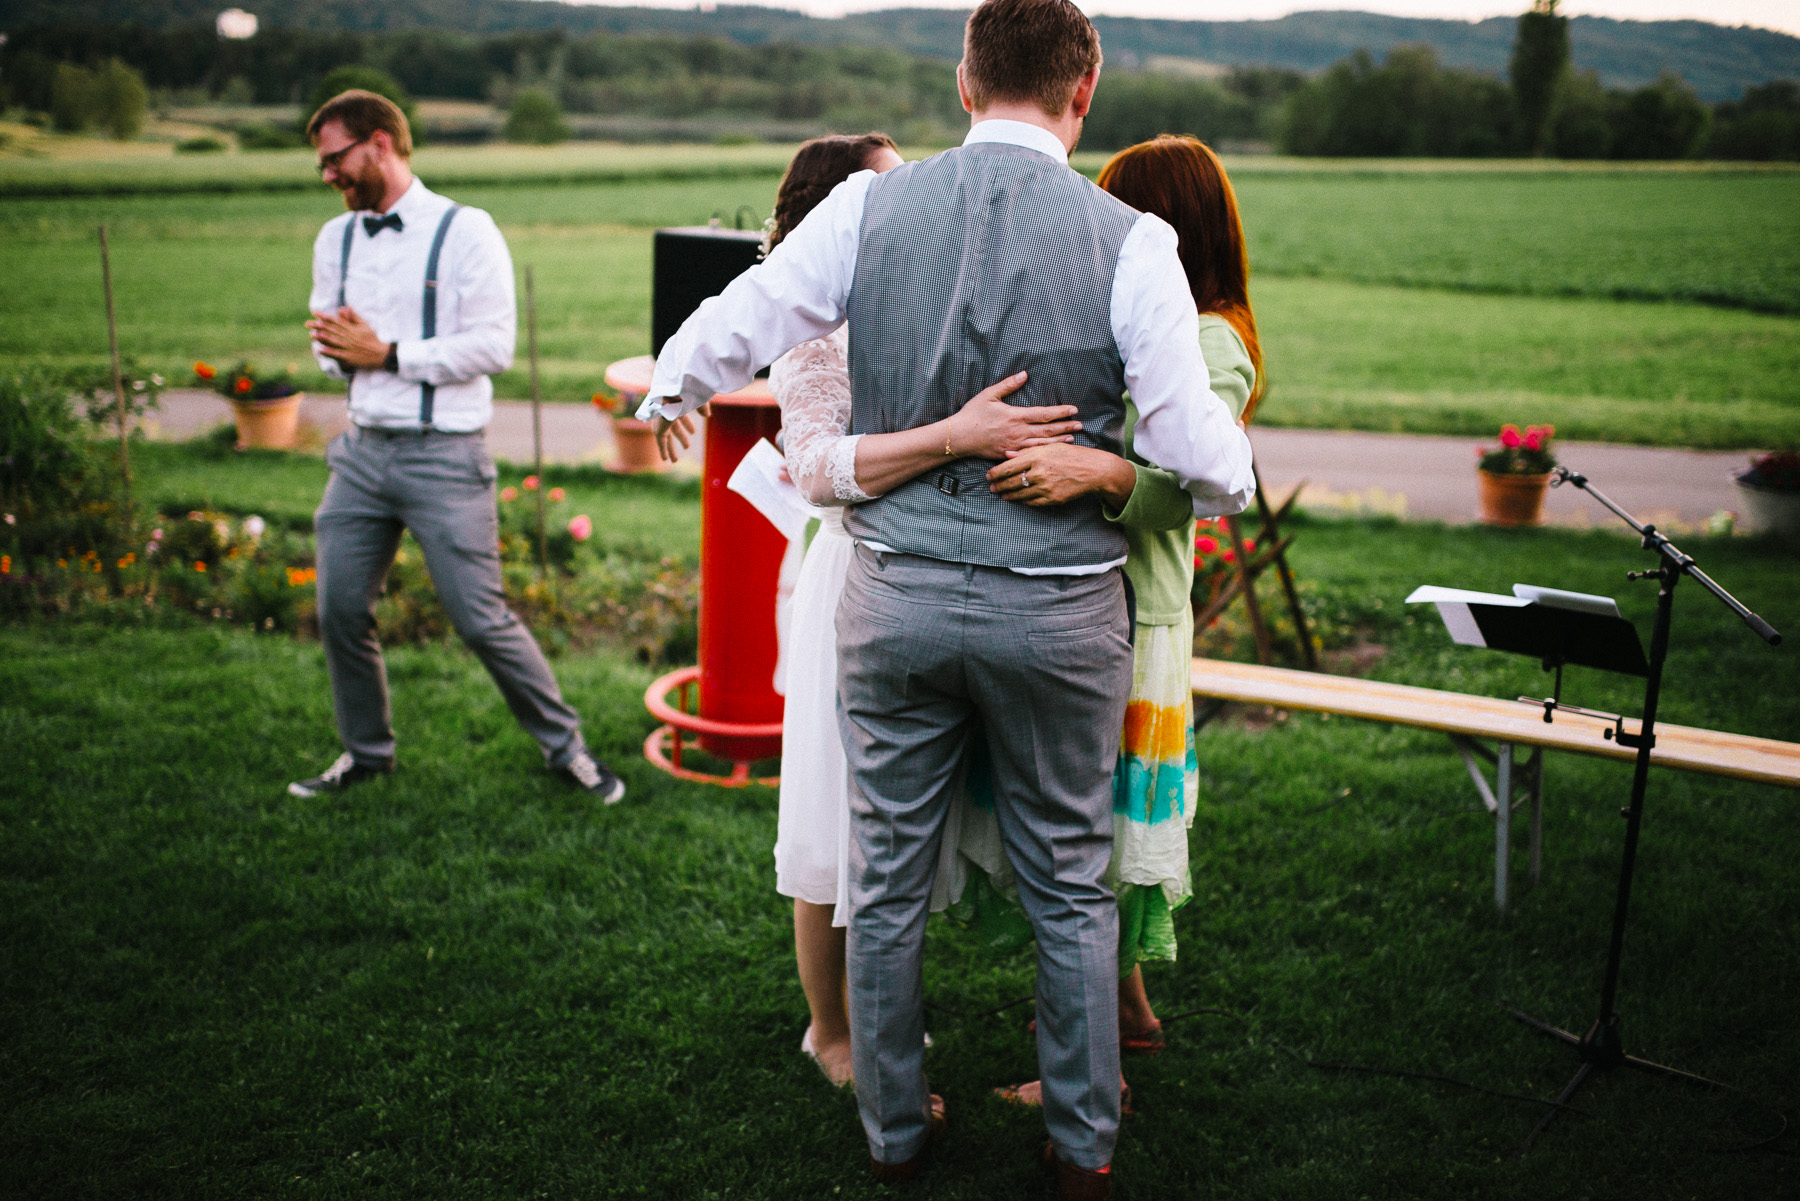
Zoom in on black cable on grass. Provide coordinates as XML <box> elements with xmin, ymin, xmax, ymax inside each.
<box><xmin>924</xmin><ymin>994</ymin><xmax>1036</xmax><ymax>1020</ymax></box>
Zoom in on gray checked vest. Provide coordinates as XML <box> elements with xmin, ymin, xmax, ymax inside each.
<box><xmin>841</xmin><ymin>142</ymin><xmax>1140</xmax><ymax>570</ymax></box>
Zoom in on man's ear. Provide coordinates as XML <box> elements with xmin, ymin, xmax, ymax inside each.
<box><xmin>1069</xmin><ymin>66</ymin><xmax>1101</xmax><ymax>120</ymax></box>
<box><xmin>957</xmin><ymin>62</ymin><xmax>976</xmax><ymax>116</ymax></box>
<box><xmin>369</xmin><ymin>128</ymin><xmax>393</xmax><ymax>161</ymax></box>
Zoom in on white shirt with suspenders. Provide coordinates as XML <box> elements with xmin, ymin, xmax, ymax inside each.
<box><xmin>309</xmin><ymin>178</ymin><xmax>516</xmax><ymax>433</ymax></box>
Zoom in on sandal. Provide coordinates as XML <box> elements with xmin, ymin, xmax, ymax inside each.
<box><xmin>1026</xmin><ymin>1018</ymin><xmax>1166</xmax><ymax>1056</ymax></box>
<box><xmin>801</xmin><ymin>1027</ymin><xmax>854</xmax><ymax>1088</ymax></box>
<box><xmin>995</xmin><ymin>1080</ymin><xmax>1133</xmax><ymax>1117</ymax></box>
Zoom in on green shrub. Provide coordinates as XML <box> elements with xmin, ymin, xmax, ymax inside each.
<box><xmin>175</xmin><ymin>135</ymin><xmax>227</xmax><ymax>153</ymax></box>
<box><xmin>48</xmin><ymin>63</ymin><xmax>98</xmax><ymax>132</ymax></box>
<box><xmin>504</xmin><ymin>88</ymin><xmax>571</xmax><ymax>145</ymax></box>
<box><xmin>95</xmin><ymin>59</ymin><xmax>147</xmax><ymax>141</ymax></box>
<box><xmin>235</xmin><ymin>123</ymin><xmax>304</xmax><ymax>151</ymax></box>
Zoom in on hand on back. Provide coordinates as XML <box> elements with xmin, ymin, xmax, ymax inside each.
<box><xmin>948</xmin><ymin>372</ymin><xmax>1080</xmax><ymax>460</ymax></box>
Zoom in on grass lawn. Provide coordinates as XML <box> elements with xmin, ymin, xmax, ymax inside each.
<box><xmin>3</xmin><ymin>447</ymin><xmax>1797</xmax><ymax>1196</ymax></box>
<box><xmin>4</xmin><ymin>153</ymin><xmax>1797</xmax><ymax>448</ymax></box>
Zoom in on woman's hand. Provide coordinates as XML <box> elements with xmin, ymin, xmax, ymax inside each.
<box><xmin>987</xmin><ymin>443</ymin><xmax>1137</xmax><ymax>509</ymax></box>
<box><xmin>947</xmin><ymin>372</ymin><xmax>1082</xmax><ymax>460</ymax></box>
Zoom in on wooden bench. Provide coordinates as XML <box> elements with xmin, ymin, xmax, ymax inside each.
<box><xmin>1190</xmin><ymin>658</ymin><xmax>1800</xmax><ymax>912</ymax></box>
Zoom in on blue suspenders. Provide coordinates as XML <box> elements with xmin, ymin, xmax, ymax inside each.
<box><xmin>418</xmin><ymin>205</ymin><xmax>461</xmax><ymax>427</ymax></box>
<box><xmin>334</xmin><ymin>203</ymin><xmax>462</xmax><ymax>427</ymax></box>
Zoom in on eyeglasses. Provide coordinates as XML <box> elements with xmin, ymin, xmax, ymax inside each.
<box><xmin>316</xmin><ymin>134</ymin><xmax>372</xmax><ymax>177</ymax></box>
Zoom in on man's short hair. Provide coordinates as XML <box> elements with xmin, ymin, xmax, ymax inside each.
<box><xmin>962</xmin><ymin>0</ymin><xmax>1102</xmax><ymax>117</ymax></box>
<box><xmin>306</xmin><ymin>89</ymin><xmax>413</xmax><ymax>157</ymax></box>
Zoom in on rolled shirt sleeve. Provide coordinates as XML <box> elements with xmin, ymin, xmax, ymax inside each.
<box><xmin>1110</xmin><ymin>213</ymin><xmax>1256</xmax><ymax>519</ymax></box>
<box><xmin>639</xmin><ymin>170</ymin><xmax>873</xmax><ymax>420</ymax></box>
<box><xmin>393</xmin><ymin>208</ymin><xmax>516</xmax><ymax>386</ymax></box>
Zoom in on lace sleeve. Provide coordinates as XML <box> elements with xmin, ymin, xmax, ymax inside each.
<box><xmin>771</xmin><ymin>325</ymin><xmax>872</xmax><ymax>505</ymax></box>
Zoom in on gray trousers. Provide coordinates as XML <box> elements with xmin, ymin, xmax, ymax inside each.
<box><xmin>314</xmin><ymin>426</ymin><xmax>586</xmax><ymax>770</ymax></box>
<box><xmin>835</xmin><ymin>545</ymin><xmax>1132</xmax><ymax>1170</ymax></box>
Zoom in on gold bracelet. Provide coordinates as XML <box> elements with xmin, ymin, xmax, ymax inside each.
<box><xmin>944</xmin><ymin>415</ymin><xmax>954</xmax><ymax>457</ymax></box>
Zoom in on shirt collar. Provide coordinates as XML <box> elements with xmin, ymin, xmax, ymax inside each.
<box><xmin>963</xmin><ymin>119</ymin><xmax>1069</xmax><ymax>166</ymax></box>
<box><xmin>379</xmin><ymin>176</ymin><xmax>433</xmax><ymax>222</ymax></box>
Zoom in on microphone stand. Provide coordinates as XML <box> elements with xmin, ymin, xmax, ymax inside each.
<box><xmin>1509</xmin><ymin>467</ymin><xmax>1782</xmax><ymax>1152</ymax></box>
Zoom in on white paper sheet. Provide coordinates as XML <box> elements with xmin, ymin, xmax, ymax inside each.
<box><xmin>727</xmin><ymin>437</ymin><xmax>819</xmax><ymax>542</ymax></box>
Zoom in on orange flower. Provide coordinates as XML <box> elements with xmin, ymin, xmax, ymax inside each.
<box><xmin>548</xmin><ymin>487</ymin><xmax>565</xmax><ymax>502</ymax></box>
<box><xmin>194</xmin><ymin>361</ymin><xmax>216</xmax><ymax>381</ymax></box>
<box><xmin>194</xmin><ymin>561</ymin><xmax>207</xmax><ymax>573</ymax></box>
<box><xmin>523</xmin><ymin>475</ymin><xmax>540</xmax><ymax>491</ymax></box>
<box><xmin>234</xmin><ymin>377</ymin><xmax>253</xmax><ymax>395</ymax></box>
<box><xmin>500</xmin><ymin>486</ymin><xmax>519</xmax><ymax>502</ymax></box>
<box><xmin>1</xmin><ymin>555</ymin><xmax>9</xmax><ymax>574</ymax></box>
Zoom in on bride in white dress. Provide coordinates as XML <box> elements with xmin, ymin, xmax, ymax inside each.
<box><xmin>759</xmin><ymin>135</ymin><xmax>1085</xmax><ymax>1086</ymax></box>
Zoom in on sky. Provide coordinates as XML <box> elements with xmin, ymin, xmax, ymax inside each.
<box><xmin>566</xmin><ymin>1</ymin><xmax>1800</xmax><ymax>38</ymax></box>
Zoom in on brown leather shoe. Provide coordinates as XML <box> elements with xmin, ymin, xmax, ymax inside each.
<box><xmin>1042</xmin><ymin>1140</ymin><xmax>1112</xmax><ymax>1201</ymax></box>
<box><xmin>868</xmin><ymin>1093</ymin><xmax>946</xmax><ymax>1185</ymax></box>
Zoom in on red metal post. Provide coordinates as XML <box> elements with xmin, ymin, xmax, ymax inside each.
<box><xmin>696</xmin><ymin>394</ymin><xmax>786</xmax><ymax>763</ymax></box>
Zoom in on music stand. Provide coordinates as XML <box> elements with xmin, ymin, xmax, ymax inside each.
<box><xmin>1418</xmin><ymin>467</ymin><xmax>1782</xmax><ymax>1152</ymax></box>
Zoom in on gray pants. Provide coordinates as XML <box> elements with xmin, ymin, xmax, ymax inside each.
<box><xmin>835</xmin><ymin>545</ymin><xmax>1132</xmax><ymax>1170</ymax></box>
<box><xmin>314</xmin><ymin>426</ymin><xmax>585</xmax><ymax>770</ymax></box>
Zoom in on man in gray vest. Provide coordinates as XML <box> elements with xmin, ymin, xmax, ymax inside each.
<box><xmin>292</xmin><ymin>90</ymin><xmax>624</xmax><ymax>805</ymax></box>
<box><xmin>642</xmin><ymin>2</ymin><xmax>1253</xmax><ymax>1192</ymax></box>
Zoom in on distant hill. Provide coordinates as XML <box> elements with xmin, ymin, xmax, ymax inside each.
<box><xmin>2</xmin><ymin>2</ymin><xmax>1793</xmax><ymax>101</ymax></box>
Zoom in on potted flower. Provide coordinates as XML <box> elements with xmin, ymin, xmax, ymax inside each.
<box><xmin>196</xmin><ymin>360</ymin><xmax>303</xmax><ymax>450</ymax></box>
<box><xmin>593</xmin><ymin>389</ymin><xmax>663</xmax><ymax>474</ymax></box>
<box><xmin>1734</xmin><ymin>450</ymin><xmax>1800</xmax><ymax>544</ymax></box>
<box><xmin>1476</xmin><ymin>423</ymin><xmax>1557</xmax><ymax>527</ymax></box>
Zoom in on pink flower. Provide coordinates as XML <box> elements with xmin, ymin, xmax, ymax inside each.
<box><xmin>1499</xmin><ymin>424</ymin><xmax>1522</xmax><ymax>449</ymax></box>
<box><xmin>1523</xmin><ymin>431</ymin><xmax>1543</xmax><ymax>452</ymax></box>
<box><xmin>500</xmin><ymin>486</ymin><xmax>519</xmax><ymax>502</ymax></box>
<box><xmin>568</xmin><ymin>514</ymin><xmax>592</xmax><ymax>542</ymax></box>
<box><xmin>548</xmin><ymin>487</ymin><xmax>565</xmax><ymax>502</ymax></box>
<box><xmin>523</xmin><ymin>476</ymin><xmax>540</xmax><ymax>492</ymax></box>
<box><xmin>1195</xmin><ymin>535</ymin><xmax>1219</xmax><ymax>555</ymax></box>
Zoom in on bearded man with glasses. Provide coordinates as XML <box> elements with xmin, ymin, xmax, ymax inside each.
<box><xmin>290</xmin><ymin>89</ymin><xmax>625</xmax><ymax>805</ymax></box>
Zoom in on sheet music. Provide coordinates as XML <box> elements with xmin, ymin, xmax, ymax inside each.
<box><xmin>727</xmin><ymin>437</ymin><xmax>820</xmax><ymax>542</ymax></box>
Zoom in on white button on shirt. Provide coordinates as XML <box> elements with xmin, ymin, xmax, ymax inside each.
<box><xmin>643</xmin><ymin>119</ymin><xmax>1257</xmax><ymax>544</ymax></box>
<box><xmin>309</xmin><ymin>178</ymin><xmax>516</xmax><ymax>432</ymax></box>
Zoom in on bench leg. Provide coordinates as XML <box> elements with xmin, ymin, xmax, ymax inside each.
<box><xmin>1527</xmin><ymin>747</ymin><xmax>1544</xmax><ymax>888</ymax></box>
<box><xmin>1494</xmin><ymin>743</ymin><xmax>1513</xmax><ymax>914</ymax></box>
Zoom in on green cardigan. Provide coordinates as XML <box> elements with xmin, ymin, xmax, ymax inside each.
<box><xmin>1106</xmin><ymin>314</ymin><xmax>1255</xmax><ymax>626</ymax></box>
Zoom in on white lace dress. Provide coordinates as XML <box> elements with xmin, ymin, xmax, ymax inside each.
<box><xmin>769</xmin><ymin>325</ymin><xmax>963</xmax><ymax>923</ymax></box>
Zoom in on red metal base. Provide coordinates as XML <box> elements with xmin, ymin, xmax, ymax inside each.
<box><xmin>642</xmin><ymin>666</ymin><xmax>781</xmax><ymax>788</ymax></box>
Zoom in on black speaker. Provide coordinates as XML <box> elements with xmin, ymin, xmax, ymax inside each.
<box><xmin>651</xmin><ymin>225</ymin><xmax>765</xmax><ymax>361</ymax></box>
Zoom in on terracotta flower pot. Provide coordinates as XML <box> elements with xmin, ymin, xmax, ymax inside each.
<box><xmin>1478</xmin><ymin>469</ymin><xmax>1551</xmax><ymax>527</ymax></box>
<box><xmin>611</xmin><ymin>416</ymin><xmax>665</xmax><ymax>474</ymax></box>
<box><xmin>1735</xmin><ymin>479</ymin><xmax>1800</xmax><ymax>546</ymax></box>
<box><xmin>230</xmin><ymin>392</ymin><xmax>303</xmax><ymax>450</ymax></box>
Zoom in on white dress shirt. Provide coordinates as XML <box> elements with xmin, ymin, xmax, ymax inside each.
<box><xmin>309</xmin><ymin>178</ymin><xmax>516</xmax><ymax>432</ymax></box>
<box><xmin>644</xmin><ymin>119</ymin><xmax>1256</xmax><ymax>531</ymax></box>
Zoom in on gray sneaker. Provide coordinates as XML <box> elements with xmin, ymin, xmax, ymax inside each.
<box><xmin>561</xmin><ymin>749</ymin><xmax>626</xmax><ymax>804</ymax></box>
<box><xmin>288</xmin><ymin>752</ymin><xmax>391</xmax><ymax>798</ymax></box>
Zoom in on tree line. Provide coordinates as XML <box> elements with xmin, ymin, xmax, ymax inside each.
<box><xmin>0</xmin><ymin>13</ymin><xmax>1792</xmax><ymax>159</ymax></box>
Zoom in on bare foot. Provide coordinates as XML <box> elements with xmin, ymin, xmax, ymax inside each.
<box><xmin>996</xmin><ymin>1079</ymin><xmax>1044</xmax><ymax>1105</ymax></box>
<box><xmin>802</xmin><ymin>1026</ymin><xmax>854</xmax><ymax>1087</ymax></box>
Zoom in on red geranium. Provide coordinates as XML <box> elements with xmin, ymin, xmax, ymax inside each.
<box><xmin>194</xmin><ymin>361</ymin><xmax>216</xmax><ymax>381</ymax></box>
<box><xmin>234</xmin><ymin>377</ymin><xmax>252</xmax><ymax>395</ymax></box>
<box><xmin>1195</xmin><ymin>534</ymin><xmax>1219</xmax><ymax>555</ymax></box>
<box><xmin>1499</xmin><ymin>424</ymin><xmax>1522</xmax><ymax>449</ymax></box>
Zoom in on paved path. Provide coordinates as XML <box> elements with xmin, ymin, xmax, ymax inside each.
<box><xmin>151</xmin><ymin>389</ymin><xmax>1753</xmax><ymax>531</ymax></box>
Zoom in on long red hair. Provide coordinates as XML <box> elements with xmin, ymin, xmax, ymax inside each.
<box><xmin>1097</xmin><ymin>136</ymin><xmax>1265</xmax><ymax>420</ymax></box>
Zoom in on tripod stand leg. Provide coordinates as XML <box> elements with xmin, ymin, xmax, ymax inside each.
<box><xmin>1520</xmin><ymin>1060</ymin><xmax>1593</xmax><ymax>1154</ymax></box>
<box><xmin>1494</xmin><ymin>744</ymin><xmax>1513</xmax><ymax>914</ymax></box>
<box><xmin>1508</xmin><ymin>1007</ymin><xmax>1581</xmax><ymax>1047</ymax></box>
<box><xmin>1624</xmin><ymin>1054</ymin><xmax>1731</xmax><ymax>1090</ymax></box>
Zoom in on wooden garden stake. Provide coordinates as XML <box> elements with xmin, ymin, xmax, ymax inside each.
<box><xmin>97</xmin><ymin>224</ymin><xmax>132</xmax><ymax>519</ymax></box>
<box><xmin>525</xmin><ymin>266</ymin><xmax>549</xmax><ymax>585</ymax></box>
<box><xmin>1254</xmin><ymin>464</ymin><xmax>1318</xmax><ymax>670</ymax></box>
<box><xmin>1224</xmin><ymin>512</ymin><xmax>1274</xmax><ymax>666</ymax></box>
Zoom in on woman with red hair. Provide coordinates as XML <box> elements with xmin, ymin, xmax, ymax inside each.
<box><xmin>978</xmin><ymin>134</ymin><xmax>1262</xmax><ymax>1107</ymax></box>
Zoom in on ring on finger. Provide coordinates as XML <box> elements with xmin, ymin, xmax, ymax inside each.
<box><xmin>1021</xmin><ymin>474</ymin><xmax>1032</xmax><ymax>488</ymax></box>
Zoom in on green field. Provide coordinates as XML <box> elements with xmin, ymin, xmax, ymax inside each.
<box><xmin>5</xmin><ymin>446</ymin><xmax>1797</xmax><ymax>1198</ymax></box>
<box><xmin>2</xmin><ymin>150</ymin><xmax>1796</xmax><ymax>447</ymax></box>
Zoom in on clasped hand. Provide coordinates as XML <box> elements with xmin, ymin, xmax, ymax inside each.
<box><xmin>307</xmin><ymin>306</ymin><xmax>390</xmax><ymax>371</ymax></box>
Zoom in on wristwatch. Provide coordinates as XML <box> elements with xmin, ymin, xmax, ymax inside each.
<box><xmin>382</xmin><ymin>342</ymin><xmax>399</xmax><ymax>373</ymax></box>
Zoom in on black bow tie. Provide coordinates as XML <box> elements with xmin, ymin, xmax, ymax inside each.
<box><xmin>363</xmin><ymin>212</ymin><xmax>403</xmax><ymax>237</ymax></box>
